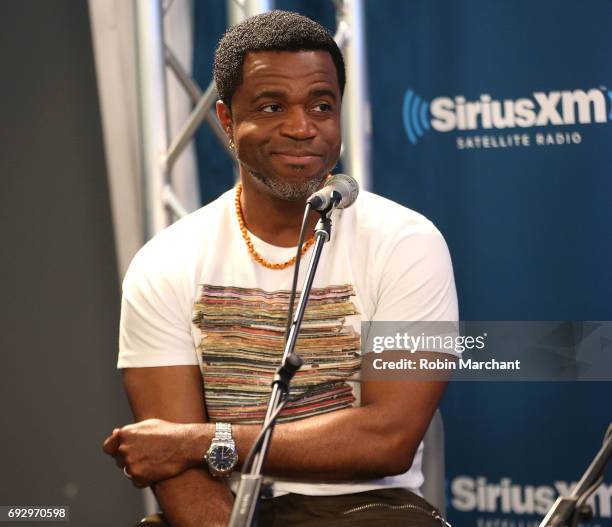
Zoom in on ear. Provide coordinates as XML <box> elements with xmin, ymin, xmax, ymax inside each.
<box><xmin>216</xmin><ymin>100</ymin><xmax>233</xmax><ymax>139</ymax></box>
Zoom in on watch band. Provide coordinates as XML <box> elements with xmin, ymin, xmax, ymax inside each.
<box><xmin>214</xmin><ymin>422</ymin><xmax>233</xmax><ymax>441</ymax></box>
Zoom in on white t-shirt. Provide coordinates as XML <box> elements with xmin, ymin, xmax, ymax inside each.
<box><xmin>118</xmin><ymin>188</ymin><xmax>458</xmax><ymax>496</ymax></box>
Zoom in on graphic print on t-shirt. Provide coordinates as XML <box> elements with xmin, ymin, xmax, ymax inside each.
<box><xmin>192</xmin><ymin>284</ymin><xmax>361</xmax><ymax>424</ymax></box>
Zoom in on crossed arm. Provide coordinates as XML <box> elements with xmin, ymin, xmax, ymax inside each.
<box><xmin>103</xmin><ymin>360</ymin><xmax>447</xmax><ymax>526</ymax></box>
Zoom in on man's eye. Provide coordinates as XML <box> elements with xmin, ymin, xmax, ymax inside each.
<box><xmin>313</xmin><ymin>102</ymin><xmax>332</xmax><ymax>112</ymax></box>
<box><xmin>261</xmin><ymin>104</ymin><xmax>282</xmax><ymax>113</ymax></box>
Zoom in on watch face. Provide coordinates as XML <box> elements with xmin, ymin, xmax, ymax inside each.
<box><xmin>209</xmin><ymin>445</ymin><xmax>236</xmax><ymax>471</ymax></box>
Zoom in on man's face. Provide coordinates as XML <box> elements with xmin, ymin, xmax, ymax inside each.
<box><xmin>221</xmin><ymin>50</ymin><xmax>342</xmax><ymax>201</ymax></box>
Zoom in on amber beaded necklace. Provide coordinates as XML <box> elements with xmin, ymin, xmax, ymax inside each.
<box><xmin>234</xmin><ymin>182</ymin><xmax>315</xmax><ymax>270</ymax></box>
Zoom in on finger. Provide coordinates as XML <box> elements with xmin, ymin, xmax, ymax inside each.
<box><xmin>127</xmin><ymin>466</ymin><xmax>150</xmax><ymax>489</ymax></box>
<box><xmin>132</xmin><ymin>477</ymin><xmax>150</xmax><ymax>489</ymax></box>
<box><xmin>102</xmin><ymin>433</ymin><xmax>121</xmax><ymax>455</ymax></box>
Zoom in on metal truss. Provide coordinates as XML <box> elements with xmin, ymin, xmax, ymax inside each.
<box><xmin>134</xmin><ymin>0</ymin><xmax>371</xmax><ymax>239</ymax></box>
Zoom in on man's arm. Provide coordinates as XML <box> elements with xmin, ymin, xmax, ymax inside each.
<box><xmin>106</xmin><ymin>365</ymin><xmax>233</xmax><ymax>527</ymax></box>
<box><xmin>233</xmin><ymin>371</ymin><xmax>447</xmax><ymax>480</ymax></box>
<box><xmin>109</xmin><ymin>356</ymin><xmax>447</xmax><ymax>484</ymax></box>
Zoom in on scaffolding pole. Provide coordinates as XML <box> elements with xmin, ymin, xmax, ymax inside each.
<box><xmin>227</xmin><ymin>0</ymin><xmax>272</xmax><ymax>25</ymax></box>
<box><xmin>336</xmin><ymin>0</ymin><xmax>371</xmax><ymax>191</ymax></box>
<box><xmin>134</xmin><ymin>0</ymin><xmax>172</xmax><ymax>239</ymax></box>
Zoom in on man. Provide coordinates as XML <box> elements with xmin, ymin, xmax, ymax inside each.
<box><xmin>104</xmin><ymin>10</ymin><xmax>457</xmax><ymax>527</ymax></box>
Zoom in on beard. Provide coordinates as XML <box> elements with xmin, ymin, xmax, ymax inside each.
<box><xmin>242</xmin><ymin>162</ymin><xmax>329</xmax><ymax>201</ymax></box>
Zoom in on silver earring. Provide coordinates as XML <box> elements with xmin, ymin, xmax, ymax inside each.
<box><xmin>227</xmin><ymin>128</ymin><xmax>236</xmax><ymax>153</ymax></box>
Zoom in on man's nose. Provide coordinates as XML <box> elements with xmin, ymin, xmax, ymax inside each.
<box><xmin>280</xmin><ymin>107</ymin><xmax>316</xmax><ymax>140</ymax></box>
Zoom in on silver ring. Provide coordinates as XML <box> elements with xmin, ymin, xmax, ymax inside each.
<box><xmin>123</xmin><ymin>466</ymin><xmax>132</xmax><ymax>479</ymax></box>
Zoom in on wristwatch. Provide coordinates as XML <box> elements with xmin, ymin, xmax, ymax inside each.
<box><xmin>204</xmin><ymin>422</ymin><xmax>238</xmax><ymax>477</ymax></box>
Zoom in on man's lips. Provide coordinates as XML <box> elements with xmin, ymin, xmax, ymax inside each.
<box><xmin>271</xmin><ymin>152</ymin><xmax>322</xmax><ymax>164</ymax></box>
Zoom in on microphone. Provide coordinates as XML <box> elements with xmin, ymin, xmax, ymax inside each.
<box><xmin>307</xmin><ymin>174</ymin><xmax>359</xmax><ymax>211</ymax></box>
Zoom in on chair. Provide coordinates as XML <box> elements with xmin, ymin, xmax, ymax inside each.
<box><xmin>421</xmin><ymin>409</ymin><xmax>446</xmax><ymax>515</ymax></box>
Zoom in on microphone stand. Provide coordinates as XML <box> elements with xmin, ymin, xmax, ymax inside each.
<box><xmin>228</xmin><ymin>203</ymin><xmax>337</xmax><ymax>527</ymax></box>
<box><xmin>539</xmin><ymin>423</ymin><xmax>612</xmax><ymax>527</ymax></box>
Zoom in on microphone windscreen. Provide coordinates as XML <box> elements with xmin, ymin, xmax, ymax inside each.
<box><xmin>328</xmin><ymin>173</ymin><xmax>359</xmax><ymax>209</ymax></box>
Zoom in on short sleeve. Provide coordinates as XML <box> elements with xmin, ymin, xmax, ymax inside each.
<box><xmin>117</xmin><ymin>244</ymin><xmax>199</xmax><ymax>369</ymax></box>
<box><xmin>371</xmin><ymin>227</ymin><xmax>458</xmax><ymax>323</ymax></box>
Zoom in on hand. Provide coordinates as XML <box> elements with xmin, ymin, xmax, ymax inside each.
<box><xmin>102</xmin><ymin>419</ymin><xmax>201</xmax><ymax>488</ymax></box>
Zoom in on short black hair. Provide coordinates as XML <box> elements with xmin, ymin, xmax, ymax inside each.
<box><xmin>214</xmin><ymin>10</ymin><xmax>345</xmax><ymax>107</ymax></box>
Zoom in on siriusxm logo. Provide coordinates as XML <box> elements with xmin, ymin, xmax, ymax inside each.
<box><xmin>451</xmin><ymin>476</ymin><xmax>612</xmax><ymax>518</ymax></box>
<box><xmin>403</xmin><ymin>88</ymin><xmax>612</xmax><ymax>144</ymax></box>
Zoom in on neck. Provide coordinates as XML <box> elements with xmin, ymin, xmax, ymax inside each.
<box><xmin>239</xmin><ymin>173</ymin><xmax>320</xmax><ymax>248</ymax></box>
